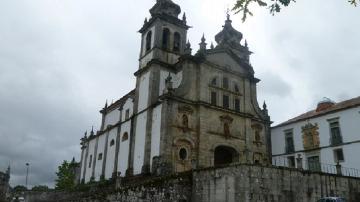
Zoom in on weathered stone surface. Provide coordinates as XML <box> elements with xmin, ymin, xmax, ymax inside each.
<box><xmin>24</xmin><ymin>164</ymin><xmax>360</xmax><ymax>202</ymax></box>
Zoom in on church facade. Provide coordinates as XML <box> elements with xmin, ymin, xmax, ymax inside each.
<box><xmin>79</xmin><ymin>0</ymin><xmax>271</xmax><ymax>183</ymax></box>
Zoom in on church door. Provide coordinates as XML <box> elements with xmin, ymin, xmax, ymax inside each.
<box><xmin>214</xmin><ymin>146</ymin><xmax>238</xmax><ymax>166</ymax></box>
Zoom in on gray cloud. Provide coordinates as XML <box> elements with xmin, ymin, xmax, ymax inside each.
<box><xmin>0</xmin><ymin>0</ymin><xmax>359</xmax><ymax>187</ymax></box>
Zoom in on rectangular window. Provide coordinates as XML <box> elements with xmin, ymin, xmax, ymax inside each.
<box><xmin>329</xmin><ymin>120</ymin><xmax>342</xmax><ymax>145</ymax></box>
<box><xmin>333</xmin><ymin>148</ymin><xmax>345</xmax><ymax>163</ymax></box>
<box><xmin>285</xmin><ymin>130</ymin><xmax>295</xmax><ymax>153</ymax></box>
<box><xmin>88</xmin><ymin>155</ymin><xmax>92</xmax><ymax>168</ymax></box>
<box><xmin>287</xmin><ymin>156</ymin><xmax>295</xmax><ymax>168</ymax></box>
<box><xmin>125</xmin><ymin>109</ymin><xmax>130</xmax><ymax>120</ymax></box>
<box><xmin>211</xmin><ymin>91</ymin><xmax>217</xmax><ymax>105</ymax></box>
<box><xmin>222</xmin><ymin>77</ymin><xmax>229</xmax><ymax>89</ymax></box>
<box><xmin>234</xmin><ymin>98</ymin><xmax>240</xmax><ymax>112</ymax></box>
<box><xmin>307</xmin><ymin>156</ymin><xmax>321</xmax><ymax>172</ymax></box>
<box><xmin>98</xmin><ymin>153</ymin><xmax>103</xmax><ymax>160</ymax></box>
<box><xmin>223</xmin><ymin>95</ymin><xmax>229</xmax><ymax>109</ymax></box>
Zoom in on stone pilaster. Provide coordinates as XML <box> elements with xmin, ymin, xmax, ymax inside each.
<box><xmin>101</xmin><ymin>131</ymin><xmax>110</xmax><ymax>178</ymax></box>
<box><xmin>92</xmin><ymin>136</ymin><xmax>99</xmax><ymax>179</ymax></box>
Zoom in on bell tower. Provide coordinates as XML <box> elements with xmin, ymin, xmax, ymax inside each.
<box><xmin>138</xmin><ymin>0</ymin><xmax>189</xmax><ymax>69</ymax></box>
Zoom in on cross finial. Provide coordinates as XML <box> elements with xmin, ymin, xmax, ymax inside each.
<box><xmin>226</xmin><ymin>7</ymin><xmax>230</xmax><ymax>21</ymax></box>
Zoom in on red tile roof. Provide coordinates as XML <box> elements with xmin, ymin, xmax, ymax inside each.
<box><xmin>273</xmin><ymin>96</ymin><xmax>360</xmax><ymax>128</ymax></box>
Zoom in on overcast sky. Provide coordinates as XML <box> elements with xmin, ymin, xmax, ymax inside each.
<box><xmin>0</xmin><ymin>0</ymin><xmax>359</xmax><ymax>188</ymax></box>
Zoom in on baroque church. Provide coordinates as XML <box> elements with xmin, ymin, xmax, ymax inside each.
<box><xmin>79</xmin><ymin>0</ymin><xmax>271</xmax><ymax>183</ymax></box>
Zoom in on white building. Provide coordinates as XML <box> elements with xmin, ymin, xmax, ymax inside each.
<box><xmin>271</xmin><ymin>97</ymin><xmax>360</xmax><ymax>176</ymax></box>
<box><xmin>78</xmin><ymin>0</ymin><xmax>272</xmax><ymax>183</ymax></box>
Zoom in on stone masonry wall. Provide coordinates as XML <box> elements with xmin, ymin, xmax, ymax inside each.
<box><xmin>24</xmin><ymin>172</ymin><xmax>192</xmax><ymax>202</ymax></box>
<box><xmin>193</xmin><ymin>164</ymin><xmax>360</xmax><ymax>202</ymax></box>
<box><xmin>24</xmin><ymin>165</ymin><xmax>360</xmax><ymax>202</ymax></box>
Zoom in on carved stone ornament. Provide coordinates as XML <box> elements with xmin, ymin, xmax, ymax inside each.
<box><xmin>219</xmin><ymin>115</ymin><xmax>233</xmax><ymax>123</ymax></box>
<box><xmin>301</xmin><ymin>122</ymin><xmax>320</xmax><ymax>150</ymax></box>
<box><xmin>178</xmin><ymin>105</ymin><xmax>194</xmax><ymax>114</ymax></box>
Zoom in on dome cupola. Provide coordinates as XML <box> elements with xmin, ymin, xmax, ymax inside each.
<box><xmin>215</xmin><ymin>14</ymin><xmax>243</xmax><ymax>47</ymax></box>
<box><xmin>150</xmin><ymin>0</ymin><xmax>181</xmax><ymax>18</ymax></box>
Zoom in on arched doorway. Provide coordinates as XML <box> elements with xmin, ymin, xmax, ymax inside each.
<box><xmin>214</xmin><ymin>146</ymin><xmax>238</xmax><ymax>166</ymax></box>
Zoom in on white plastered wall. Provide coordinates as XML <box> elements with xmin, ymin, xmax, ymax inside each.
<box><xmin>138</xmin><ymin>72</ymin><xmax>150</xmax><ymax>112</ymax></box>
<box><xmin>117</xmin><ymin>120</ymin><xmax>131</xmax><ymax>176</ymax></box>
<box><xmin>94</xmin><ymin>134</ymin><xmax>106</xmax><ymax>181</ymax></box>
<box><xmin>85</xmin><ymin>139</ymin><xmax>96</xmax><ymax>182</ymax></box>
<box><xmin>133</xmin><ymin>112</ymin><xmax>147</xmax><ymax>174</ymax></box>
<box><xmin>104</xmin><ymin>128</ymin><xmax>117</xmax><ymax>179</ymax></box>
<box><xmin>80</xmin><ymin>147</ymin><xmax>86</xmax><ymax>180</ymax></box>
<box><xmin>104</xmin><ymin>109</ymin><xmax>120</xmax><ymax>128</ymax></box>
<box><xmin>271</xmin><ymin>106</ymin><xmax>360</xmax><ymax>170</ymax></box>
<box><xmin>121</xmin><ymin>98</ymin><xmax>134</xmax><ymax>121</ymax></box>
<box><xmin>150</xmin><ymin>104</ymin><xmax>162</xmax><ymax>168</ymax></box>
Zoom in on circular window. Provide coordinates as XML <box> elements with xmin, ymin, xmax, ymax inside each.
<box><xmin>179</xmin><ymin>148</ymin><xmax>187</xmax><ymax>160</ymax></box>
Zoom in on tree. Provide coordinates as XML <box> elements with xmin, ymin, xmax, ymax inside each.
<box><xmin>233</xmin><ymin>0</ymin><xmax>359</xmax><ymax>21</ymax></box>
<box><xmin>55</xmin><ymin>160</ymin><xmax>77</xmax><ymax>191</ymax></box>
<box><xmin>31</xmin><ymin>185</ymin><xmax>49</xmax><ymax>192</ymax></box>
<box><xmin>12</xmin><ymin>185</ymin><xmax>27</xmax><ymax>192</ymax></box>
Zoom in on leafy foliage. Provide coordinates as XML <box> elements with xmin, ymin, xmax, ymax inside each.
<box><xmin>349</xmin><ymin>0</ymin><xmax>358</xmax><ymax>6</ymax></box>
<box><xmin>55</xmin><ymin>160</ymin><xmax>76</xmax><ymax>191</ymax></box>
<box><xmin>12</xmin><ymin>185</ymin><xmax>27</xmax><ymax>192</ymax></box>
<box><xmin>31</xmin><ymin>185</ymin><xmax>50</xmax><ymax>192</ymax></box>
<box><xmin>233</xmin><ymin>0</ymin><xmax>358</xmax><ymax>21</ymax></box>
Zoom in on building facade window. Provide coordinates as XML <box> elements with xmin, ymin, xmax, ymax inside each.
<box><xmin>333</xmin><ymin>148</ymin><xmax>345</xmax><ymax>163</ymax></box>
<box><xmin>122</xmin><ymin>132</ymin><xmax>129</xmax><ymax>142</ymax></box>
<box><xmin>211</xmin><ymin>77</ymin><xmax>217</xmax><ymax>86</ymax></box>
<box><xmin>255</xmin><ymin>130</ymin><xmax>261</xmax><ymax>142</ymax></box>
<box><xmin>223</xmin><ymin>95</ymin><xmax>229</xmax><ymax>109</ymax></box>
<box><xmin>328</xmin><ymin>119</ymin><xmax>342</xmax><ymax>146</ymax></box>
<box><xmin>125</xmin><ymin>109</ymin><xmax>130</xmax><ymax>120</ymax></box>
<box><xmin>284</xmin><ymin>129</ymin><xmax>295</xmax><ymax>154</ymax></box>
<box><xmin>98</xmin><ymin>153</ymin><xmax>103</xmax><ymax>160</ymax></box>
<box><xmin>234</xmin><ymin>83</ymin><xmax>240</xmax><ymax>93</ymax></box>
<box><xmin>307</xmin><ymin>156</ymin><xmax>321</xmax><ymax>172</ymax></box>
<box><xmin>211</xmin><ymin>91</ymin><xmax>217</xmax><ymax>105</ymax></box>
<box><xmin>222</xmin><ymin>77</ymin><xmax>229</xmax><ymax>89</ymax></box>
<box><xmin>145</xmin><ymin>31</ymin><xmax>152</xmax><ymax>51</ymax></box>
<box><xmin>234</xmin><ymin>98</ymin><xmax>240</xmax><ymax>112</ymax></box>
<box><xmin>179</xmin><ymin>148</ymin><xmax>187</xmax><ymax>160</ymax></box>
<box><xmin>287</xmin><ymin>156</ymin><xmax>295</xmax><ymax>168</ymax></box>
<box><xmin>162</xmin><ymin>28</ymin><xmax>170</xmax><ymax>50</ymax></box>
<box><xmin>173</xmin><ymin>32</ymin><xmax>181</xmax><ymax>52</ymax></box>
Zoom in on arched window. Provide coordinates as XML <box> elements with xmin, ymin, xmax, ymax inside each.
<box><xmin>211</xmin><ymin>91</ymin><xmax>217</xmax><ymax>105</ymax></box>
<box><xmin>211</xmin><ymin>77</ymin><xmax>217</xmax><ymax>86</ymax></box>
<box><xmin>179</xmin><ymin>148</ymin><xmax>187</xmax><ymax>160</ymax></box>
<box><xmin>182</xmin><ymin>114</ymin><xmax>188</xmax><ymax>128</ymax></box>
<box><xmin>122</xmin><ymin>132</ymin><xmax>129</xmax><ymax>142</ymax></box>
<box><xmin>223</xmin><ymin>94</ymin><xmax>229</xmax><ymax>109</ymax></box>
<box><xmin>162</xmin><ymin>28</ymin><xmax>170</xmax><ymax>50</ymax></box>
<box><xmin>234</xmin><ymin>84</ymin><xmax>239</xmax><ymax>92</ymax></box>
<box><xmin>110</xmin><ymin>139</ymin><xmax>115</xmax><ymax>146</ymax></box>
<box><xmin>173</xmin><ymin>32</ymin><xmax>181</xmax><ymax>52</ymax></box>
<box><xmin>234</xmin><ymin>98</ymin><xmax>240</xmax><ymax>112</ymax></box>
<box><xmin>223</xmin><ymin>77</ymin><xmax>229</xmax><ymax>89</ymax></box>
<box><xmin>145</xmin><ymin>31</ymin><xmax>152</xmax><ymax>51</ymax></box>
<box><xmin>255</xmin><ymin>131</ymin><xmax>261</xmax><ymax>142</ymax></box>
